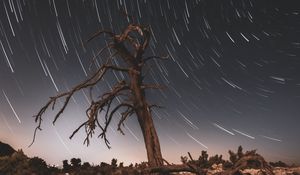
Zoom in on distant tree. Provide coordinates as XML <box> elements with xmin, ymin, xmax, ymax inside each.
<box><xmin>70</xmin><ymin>158</ymin><xmax>81</xmax><ymax>168</ymax></box>
<box><xmin>119</xmin><ymin>162</ymin><xmax>124</xmax><ymax>168</ymax></box>
<box><xmin>30</xmin><ymin>22</ymin><xmax>170</xmax><ymax>168</ymax></box>
<box><xmin>47</xmin><ymin>165</ymin><xmax>60</xmax><ymax>174</ymax></box>
<box><xmin>180</xmin><ymin>156</ymin><xmax>188</xmax><ymax>164</ymax></box>
<box><xmin>100</xmin><ymin>162</ymin><xmax>109</xmax><ymax>167</ymax></box>
<box><xmin>82</xmin><ymin>162</ymin><xmax>91</xmax><ymax>169</ymax></box>
<box><xmin>111</xmin><ymin>158</ymin><xmax>118</xmax><ymax>167</ymax></box>
<box><xmin>237</xmin><ymin>145</ymin><xmax>244</xmax><ymax>159</ymax></box>
<box><xmin>137</xmin><ymin>162</ymin><xmax>148</xmax><ymax>169</ymax></box>
<box><xmin>62</xmin><ymin>159</ymin><xmax>71</xmax><ymax>172</ymax></box>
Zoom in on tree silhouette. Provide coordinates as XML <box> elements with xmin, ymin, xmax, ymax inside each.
<box><xmin>237</xmin><ymin>145</ymin><xmax>244</xmax><ymax>159</ymax></box>
<box><xmin>62</xmin><ymin>160</ymin><xmax>71</xmax><ymax>172</ymax></box>
<box><xmin>28</xmin><ymin>157</ymin><xmax>49</xmax><ymax>174</ymax></box>
<box><xmin>30</xmin><ymin>23</ymin><xmax>169</xmax><ymax>167</ymax></box>
<box><xmin>82</xmin><ymin>162</ymin><xmax>91</xmax><ymax>169</ymax></box>
<box><xmin>70</xmin><ymin>158</ymin><xmax>81</xmax><ymax>168</ymax></box>
<box><xmin>111</xmin><ymin>158</ymin><xmax>118</xmax><ymax>168</ymax></box>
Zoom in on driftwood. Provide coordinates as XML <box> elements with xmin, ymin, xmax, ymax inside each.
<box><xmin>224</xmin><ymin>153</ymin><xmax>274</xmax><ymax>175</ymax></box>
<box><xmin>139</xmin><ymin>151</ymin><xmax>275</xmax><ymax>175</ymax></box>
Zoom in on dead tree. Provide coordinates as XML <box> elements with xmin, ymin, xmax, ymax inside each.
<box><xmin>30</xmin><ymin>24</ymin><xmax>169</xmax><ymax>168</ymax></box>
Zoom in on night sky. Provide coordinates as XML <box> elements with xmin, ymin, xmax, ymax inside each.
<box><xmin>0</xmin><ymin>0</ymin><xmax>300</xmax><ymax>166</ymax></box>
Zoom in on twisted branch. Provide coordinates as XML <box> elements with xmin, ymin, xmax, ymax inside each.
<box><xmin>29</xmin><ymin>64</ymin><xmax>129</xmax><ymax>147</ymax></box>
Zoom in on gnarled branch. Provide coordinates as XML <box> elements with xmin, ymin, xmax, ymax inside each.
<box><xmin>117</xmin><ymin>105</ymin><xmax>135</xmax><ymax>135</ymax></box>
<box><xmin>29</xmin><ymin>65</ymin><xmax>129</xmax><ymax>147</ymax></box>
<box><xmin>86</xmin><ymin>30</ymin><xmax>115</xmax><ymax>43</ymax></box>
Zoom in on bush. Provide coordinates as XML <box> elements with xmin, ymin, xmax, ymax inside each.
<box><xmin>208</xmin><ymin>154</ymin><xmax>224</xmax><ymax>166</ymax></box>
<box><xmin>28</xmin><ymin>157</ymin><xmax>49</xmax><ymax>174</ymax></box>
<box><xmin>111</xmin><ymin>158</ymin><xmax>118</xmax><ymax>167</ymax></box>
<box><xmin>229</xmin><ymin>150</ymin><xmax>238</xmax><ymax>164</ymax></box>
<box><xmin>82</xmin><ymin>162</ymin><xmax>91</xmax><ymax>169</ymax></box>
<box><xmin>63</xmin><ymin>159</ymin><xmax>72</xmax><ymax>172</ymax></box>
<box><xmin>223</xmin><ymin>160</ymin><xmax>233</xmax><ymax>169</ymax></box>
<box><xmin>197</xmin><ymin>150</ymin><xmax>209</xmax><ymax>168</ymax></box>
<box><xmin>71</xmin><ymin>158</ymin><xmax>82</xmax><ymax>168</ymax></box>
<box><xmin>0</xmin><ymin>150</ymin><xmax>31</xmax><ymax>175</ymax></box>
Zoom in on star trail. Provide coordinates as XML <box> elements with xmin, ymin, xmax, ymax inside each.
<box><xmin>0</xmin><ymin>0</ymin><xmax>300</xmax><ymax>166</ymax></box>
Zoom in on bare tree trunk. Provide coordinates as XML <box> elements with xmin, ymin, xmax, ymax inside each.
<box><xmin>136</xmin><ymin>106</ymin><xmax>163</xmax><ymax>167</ymax></box>
<box><xmin>129</xmin><ymin>68</ymin><xmax>164</xmax><ymax>168</ymax></box>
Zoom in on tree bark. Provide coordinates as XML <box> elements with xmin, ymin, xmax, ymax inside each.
<box><xmin>129</xmin><ymin>68</ymin><xmax>164</xmax><ymax>168</ymax></box>
<box><xmin>136</xmin><ymin>106</ymin><xmax>163</xmax><ymax>167</ymax></box>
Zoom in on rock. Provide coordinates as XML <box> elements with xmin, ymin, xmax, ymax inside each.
<box><xmin>273</xmin><ymin>167</ymin><xmax>300</xmax><ymax>175</ymax></box>
<box><xmin>211</xmin><ymin>167</ymin><xmax>300</xmax><ymax>175</ymax></box>
<box><xmin>208</xmin><ymin>163</ymin><xmax>223</xmax><ymax>174</ymax></box>
<box><xmin>241</xmin><ymin>169</ymin><xmax>268</xmax><ymax>175</ymax></box>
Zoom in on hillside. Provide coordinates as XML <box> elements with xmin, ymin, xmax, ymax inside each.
<box><xmin>0</xmin><ymin>141</ymin><xmax>16</xmax><ymax>157</ymax></box>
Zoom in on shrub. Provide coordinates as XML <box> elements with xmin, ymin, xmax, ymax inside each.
<box><xmin>28</xmin><ymin>157</ymin><xmax>49</xmax><ymax>174</ymax></box>
<box><xmin>63</xmin><ymin>159</ymin><xmax>72</xmax><ymax>172</ymax></box>
<box><xmin>71</xmin><ymin>158</ymin><xmax>82</xmax><ymax>168</ymax></box>
<box><xmin>111</xmin><ymin>158</ymin><xmax>118</xmax><ymax>167</ymax></box>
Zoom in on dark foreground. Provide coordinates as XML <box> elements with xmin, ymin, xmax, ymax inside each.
<box><xmin>0</xmin><ymin>142</ymin><xmax>299</xmax><ymax>175</ymax></box>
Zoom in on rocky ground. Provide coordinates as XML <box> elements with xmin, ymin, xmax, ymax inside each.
<box><xmin>272</xmin><ymin>167</ymin><xmax>300</xmax><ymax>175</ymax></box>
<box><xmin>172</xmin><ymin>165</ymin><xmax>300</xmax><ymax>175</ymax></box>
<box><xmin>111</xmin><ymin>164</ymin><xmax>300</xmax><ymax>175</ymax></box>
